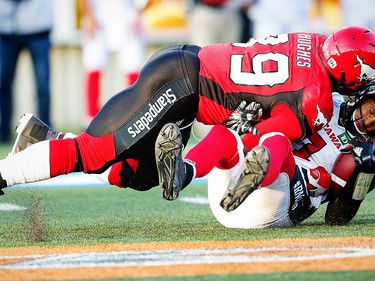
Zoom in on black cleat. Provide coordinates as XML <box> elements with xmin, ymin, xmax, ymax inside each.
<box><xmin>155</xmin><ymin>123</ymin><xmax>185</xmax><ymax>200</ymax></box>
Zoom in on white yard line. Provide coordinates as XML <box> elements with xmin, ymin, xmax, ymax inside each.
<box><xmin>1</xmin><ymin>247</ymin><xmax>375</xmax><ymax>269</ymax></box>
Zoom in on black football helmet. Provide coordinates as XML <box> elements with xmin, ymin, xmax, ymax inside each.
<box><xmin>340</xmin><ymin>75</ymin><xmax>375</xmax><ymax>137</ymax></box>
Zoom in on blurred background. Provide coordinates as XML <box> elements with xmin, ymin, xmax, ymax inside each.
<box><xmin>3</xmin><ymin>0</ymin><xmax>375</xmax><ymax>136</ymax></box>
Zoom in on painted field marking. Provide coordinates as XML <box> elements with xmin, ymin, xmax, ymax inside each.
<box><xmin>0</xmin><ymin>203</ymin><xmax>26</xmax><ymax>211</ymax></box>
<box><xmin>180</xmin><ymin>196</ymin><xmax>209</xmax><ymax>204</ymax></box>
<box><xmin>2</xmin><ymin>247</ymin><xmax>375</xmax><ymax>269</ymax></box>
<box><xmin>5</xmin><ymin>174</ymin><xmax>207</xmax><ymax>189</ymax></box>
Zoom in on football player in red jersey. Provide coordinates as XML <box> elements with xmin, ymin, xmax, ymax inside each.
<box><xmin>190</xmin><ymin>83</ymin><xmax>375</xmax><ymax>227</ymax></box>
<box><xmin>0</xmin><ymin>26</ymin><xmax>374</xmax><ymax>203</ymax></box>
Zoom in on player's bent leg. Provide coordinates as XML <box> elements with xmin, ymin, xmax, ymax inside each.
<box><xmin>8</xmin><ymin>114</ymin><xmax>128</xmax><ymax>189</ymax></box>
<box><xmin>0</xmin><ymin>133</ymin><xmax>114</xmax><ymax>195</ymax></box>
<box><xmin>260</xmin><ymin>133</ymin><xmax>295</xmax><ymax>186</ymax></box>
<box><xmin>185</xmin><ymin>125</ymin><xmax>241</xmax><ymax>177</ymax></box>
<box><xmin>155</xmin><ymin>123</ymin><xmax>185</xmax><ymax>200</ymax></box>
<box><xmin>209</xmin><ymin>167</ymin><xmax>293</xmax><ymax>228</ymax></box>
<box><xmin>220</xmin><ymin>145</ymin><xmax>270</xmax><ymax>212</ymax></box>
<box><xmin>74</xmin><ymin>131</ymin><xmax>116</xmax><ymax>174</ymax></box>
<box><xmin>87</xmin><ymin>45</ymin><xmax>199</xmax><ymax>159</ymax></box>
<box><xmin>95</xmin><ymin>161</ymin><xmax>133</xmax><ymax>188</ymax></box>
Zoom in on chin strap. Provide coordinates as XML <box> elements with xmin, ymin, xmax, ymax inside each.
<box><xmin>338</xmin><ymin>72</ymin><xmax>347</xmax><ymax>95</ymax></box>
<box><xmin>338</xmin><ymin>102</ymin><xmax>347</xmax><ymax>127</ymax></box>
<box><xmin>338</xmin><ymin>101</ymin><xmax>357</xmax><ymax>138</ymax></box>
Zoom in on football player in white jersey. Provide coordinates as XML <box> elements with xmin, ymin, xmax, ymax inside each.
<box><xmin>207</xmin><ymin>93</ymin><xmax>345</xmax><ymax>228</ymax></box>
<box><xmin>207</xmin><ymin>87</ymin><xmax>375</xmax><ymax>227</ymax></box>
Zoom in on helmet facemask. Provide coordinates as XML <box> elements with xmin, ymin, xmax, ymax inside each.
<box><xmin>342</xmin><ymin>75</ymin><xmax>375</xmax><ymax>137</ymax></box>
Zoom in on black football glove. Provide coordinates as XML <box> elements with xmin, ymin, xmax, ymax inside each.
<box><xmin>340</xmin><ymin>137</ymin><xmax>375</xmax><ymax>170</ymax></box>
<box><xmin>226</xmin><ymin>101</ymin><xmax>262</xmax><ymax>136</ymax></box>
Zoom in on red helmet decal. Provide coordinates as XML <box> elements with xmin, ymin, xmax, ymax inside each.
<box><xmin>357</xmin><ymin>54</ymin><xmax>375</xmax><ymax>82</ymax></box>
<box><xmin>321</xmin><ymin>26</ymin><xmax>375</xmax><ymax>93</ymax></box>
<box><xmin>313</xmin><ymin>104</ymin><xmax>328</xmax><ymax>130</ymax></box>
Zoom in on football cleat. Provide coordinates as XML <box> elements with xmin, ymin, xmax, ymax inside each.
<box><xmin>155</xmin><ymin>123</ymin><xmax>185</xmax><ymax>201</ymax></box>
<box><xmin>10</xmin><ymin>113</ymin><xmax>62</xmax><ymax>155</ymax></box>
<box><xmin>220</xmin><ymin>145</ymin><xmax>270</xmax><ymax>212</ymax></box>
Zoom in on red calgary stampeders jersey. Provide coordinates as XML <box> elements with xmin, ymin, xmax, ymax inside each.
<box><xmin>197</xmin><ymin>33</ymin><xmax>333</xmax><ymax>138</ymax></box>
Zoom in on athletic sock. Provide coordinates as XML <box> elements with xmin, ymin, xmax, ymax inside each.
<box><xmin>49</xmin><ymin>138</ymin><xmax>78</xmax><ymax>177</ymax></box>
<box><xmin>185</xmin><ymin>124</ymin><xmax>239</xmax><ymax>178</ymax></box>
<box><xmin>260</xmin><ymin>134</ymin><xmax>295</xmax><ymax>186</ymax></box>
<box><xmin>181</xmin><ymin>160</ymin><xmax>195</xmax><ymax>189</ymax></box>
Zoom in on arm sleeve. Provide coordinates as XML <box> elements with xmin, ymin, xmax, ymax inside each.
<box><xmin>241</xmin><ymin>103</ymin><xmax>302</xmax><ymax>150</ymax></box>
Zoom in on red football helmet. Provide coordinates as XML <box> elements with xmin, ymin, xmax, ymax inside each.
<box><xmin>320</xmin><ymin>26</ymin><xmax>375</xmax><ymax>95</ymax></box>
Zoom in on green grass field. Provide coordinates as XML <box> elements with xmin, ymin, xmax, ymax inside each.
<box><xmin>2</xmin><ymin>182</ymin><xmax>375</xmax><ymax>248</ymax></box>
<box><xmin>1</xmin><ymin>143</ymin><xmax>375</xmax><ymax>280</ymax></box>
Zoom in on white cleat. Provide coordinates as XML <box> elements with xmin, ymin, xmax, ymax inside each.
<box><xmin>10</xmin><ymin>113</ymin><xmax>62</xmax><ymax>155</ymax></box>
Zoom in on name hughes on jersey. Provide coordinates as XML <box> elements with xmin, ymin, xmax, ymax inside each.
<box><xmin>296</xmin><ymin>34</ymin><xmax>312</xmax><ymax>68</ymax></box>
<box><xmin>127</xmin><ymin>89</ymin><xmax>177</xmax><ymax>138</ymax></box>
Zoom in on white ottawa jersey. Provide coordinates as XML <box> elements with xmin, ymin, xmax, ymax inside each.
<box><xmin>208</xmin><ymin>93</ymin><xmax>350</xmax><ymax>228</ymax></box>
<box><xmin>292</xmin><ymin>93</ymin><xmax>350</xmax><ymax>209</ymax></box>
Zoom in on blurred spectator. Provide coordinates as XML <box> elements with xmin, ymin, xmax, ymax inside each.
<box><xmin>309</xmin><ymin>0</ymin><xmax>341</xmax><ymax>34</ymax></box>
<box><xmin>78</xmin><ymin>0</ymin><xmax>146</xmax><ymax>123</ymax></box>
<box><xmin>341</xmin><ymin>0</ymin><xmax>375</xmax><ymax>29</ymax></box>
<box><xmin>0</xmin><ymin>0</ymin><xmax>53</xmax><ymax>142</ymax></box>
<box><xmin>186</xmin><ymin>0</ymin><xmax>256</xmax><ymax>46</ymax></box>
<box><xmin>250</xmin><ymin>0</ymin><xmax>314</xmax><ymax>38</ymax></box>
<box><xmin>239</xmin><ymin>4</ymin><xmax>255</xmax><ymax>42</ymax></box>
